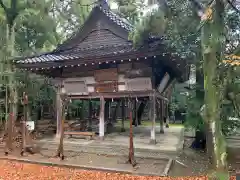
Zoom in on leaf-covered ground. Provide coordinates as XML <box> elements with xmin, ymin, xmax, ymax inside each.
<box><xmin>0</xmin><ymin>160</ymin><xmax>236</xmax><ymax>180</ymax></box>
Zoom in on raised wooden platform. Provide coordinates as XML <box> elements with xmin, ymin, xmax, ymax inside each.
<box><xmin>38</xmin><ymin>126</ymin><xmax>184</xmax><ymax>159</ymax></box>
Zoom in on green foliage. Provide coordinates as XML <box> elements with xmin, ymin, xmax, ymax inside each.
<box><xmin>129</xmin><ymin>7</ymin><xmax>167</xmax><ymax>47</ymax></box>
<box><xmin>128</xmin><ymin>3</ymin><xmax>168</xmax><ymax>47</ymax></box>
<box><xmin>113</xmin><ymin>0</ymin><xmax>143</xmax><ymax>24</ymax></box>
<box><xmin>184</xmin><ymin>85</ymin><xmax>205</xmax><ymax>131</ymax></box>
<box><xmin>0</xmin><ymin>0</ymin><xmax>93</xmax><ymax>120</ymax></box>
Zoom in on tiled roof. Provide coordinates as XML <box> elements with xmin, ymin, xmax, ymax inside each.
<box><xmin>100</xmin><ymin>7</ymin><xmax>134</xmax><ymax>32</ymax></box>
<box><xmin>16</xmin><ymin>44</ymin><xmax>135</xmax><ymax>64</ymax></box>
<box><xmin>15</xmin><ymin>4</ymin><xmax>135</xmax><ymax>65</ymax></box>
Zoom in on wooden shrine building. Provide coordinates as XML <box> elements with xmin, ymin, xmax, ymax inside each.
<box><xmin>14</xmin><ymin>0</ymin><xmax>188</xmax><ymax>143</ymax></box>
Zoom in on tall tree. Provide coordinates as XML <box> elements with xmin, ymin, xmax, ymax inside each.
<box><xmin>201</xmin><ymin>0</ymin><xmax>228</xmax><ymax>174</ymax></box>
<box><xmin>0</xmin><ymin>0</ymin><xmax>61</xmax><ymax>154</ymax></box>
<box><xmin>127</xmin><ymin>0</ymin><xmax>239</xmax><ymax>177</ymax></box>
<box><xmin>0</xmin><ymin>0</ymin><xmax>22</xmax><ymax>154</ymax></box>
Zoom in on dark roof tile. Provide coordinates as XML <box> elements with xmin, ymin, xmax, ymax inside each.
<box><xmin>100</xmin><ymin>6</ymin><xmax>134</xmax><ymax>31</ymax></box>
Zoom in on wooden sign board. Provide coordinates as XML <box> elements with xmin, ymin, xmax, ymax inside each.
<box><xmin>26</xmin><ymin>121</ymin><xmax>35</xmax><ymax>131</ymax></box>
<box><xmin>95</xmin><ymin>82</ymin><xmax>118</xmax><ymax>93</ymax></box>
<box><xmin>124</xmin><ymin>67</ymin><xmax>152</xmax><ymax>79</ymax></box>
<box><xmin>126</xmin><ymin>78</ymin><xmax>152</xmax><ymax>91</ymax></box>
<box><xmin>157</xmin><ymin>73</ymin><xmax>170</xmax><ymax>93</ymax></box>
<box><xmin>64</xmin><ymin>80</ymin><xmax>88</xmax><ymax>95</ymax></box>
<box><xmin>94</xmin><ymin>68</ymin><xmax>118</xmax><ymax>82</ymax></box>
<box><xmin>117</xmin><ymin>63</ymin><xmax>132</xmax><ymax>73</ymax></box>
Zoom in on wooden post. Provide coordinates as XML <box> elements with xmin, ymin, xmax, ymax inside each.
<box><xmin>165</xmin><ymin>102</ymin><xmax>169</xmax><ymax>128</ymax></box>
<box><xmin>150</xmin><ymin>93</ymin><xmax>156</xmax><ymax>144</ymax></box>
<box><xmin>99</xmin><ymin>96</ymin><xmax>105</xmax><ymax>140</ymax></box>
<box><xmin>121</xmin><ymin>98</ymin><xmax>125</xmax><ymax>132</ymax></box>
<box><xmin>112</xmin><ymin>101</ymin><xmax>120</xmax><ymax>123</ymax></box>
<box><xmin>104</xmin><ymin>101</ymin><xmax>109</xmax><ymax>121</ymax></box>
<box><xmin>56</xmin><ymin>89</ymin><xmax>68</xmax><ymax>160</ymax></box>
<box><xmin>128</xmin><ymin>99</ymin><xmax>136</xmax><ymax>167</ymax></box>
<box><xmin>133</xmin><ymin>99</ymin><xmax>138</xmax><ymax>126</ymax></box>
<box><xmin>160</xmin><ymin>99</ymin><xmax>164</xmax><ymax>133</ymax></box>
<box><xmin>80</xmin><ymin>100</ymin><xmax>84</xmax><ymax>120</ymax></box>
<box><xmin>56</xmin><ymin>86</ymin><xmax>62</xmax><ymax>138</ymax></box>
<box><xmin>109</xmin><ymin>100</ymin><xmax>111</xmax><ymax>120</ymax></box>
<box><xmin>87</xmin><ymin>100</ymin><xmax>92</xmax><ymax>131</ymax></box>
<box><xmin>137</xmin><ymin>100</ymin><xmax>146</xmax><ymax>125</ymax></box>
<box><xmin>20</xmin><ymin>92</ymin><xmax>27</xmax><ymax>156</ymax></box>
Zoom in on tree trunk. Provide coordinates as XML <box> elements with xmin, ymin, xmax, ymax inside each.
<box><xmin>202</xmin><ymin>0</ymin><xmax>227</xmax><ymax>175</ymax></box>
<box><xmin>4</xmin><ymin>22</ymin><xmax>18</xmax><ymax>155</ymax></box>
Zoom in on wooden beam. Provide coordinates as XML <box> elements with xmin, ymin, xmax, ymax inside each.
<box><xmin>68</xmin><ymin>90</ymin><xmax>168</xmax><ymax>100</ymax></box>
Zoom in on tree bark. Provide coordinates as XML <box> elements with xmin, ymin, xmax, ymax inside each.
<box><xmin>202</xmin><ymin>0</ymin><xmax>227</xmax><ymax>175</ymax></box>
<box><xmin>4</xmin><ymin>21</ymin><xmax>17</xmax><ymax>155</ymax></box>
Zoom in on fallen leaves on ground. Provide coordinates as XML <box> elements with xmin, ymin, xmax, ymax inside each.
<box><xmin>0</xmin><ymin>160</ymin><xmax>236</xmax><ymax>180</ymax></box>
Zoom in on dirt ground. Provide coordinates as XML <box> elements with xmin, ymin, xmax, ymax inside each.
<box><xmin>0</xmin><ymin>146</ymin><xmax>169</xmax><ymax>176</ymax></box>
<box><xmin>0</xmin><ymin>159</ymin><xmax>211</xmax><ymax>180</ymax></box>
<box><xmin>0</xmin><ymin>128</ymin><xmax>239</xmax><ymax>178</ymax></box>
<box><xmin>169</xmin><ymin>138</ymin><xmax>209</xmax><ymax>177</ymax></box>
<box><xmin>169</xmin><ymin>138</ymin><xmax>240</xmax><ymax>177</ymax></box>
<box><xmin>0</xmin><ymin>159</ymin><xmax>238</xmax><ymax>180</ymax></box>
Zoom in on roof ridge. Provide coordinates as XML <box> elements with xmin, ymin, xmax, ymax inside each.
<box><xmin>55</xmin><ymin>4</ymin><xmax>134</xmax><ymax>53</ymax></box>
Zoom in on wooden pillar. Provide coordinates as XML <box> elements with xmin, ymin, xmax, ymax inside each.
<box><xmin>88</xmin><ymin>100</ymin><xmax>92</xmax><ymax>131</ymax></box>
<box><xmin>104</xmin><ymin>101</ymin><xmax>109</xmax><ymax>121</ymax></box>
<box><xmin>112</xmin><ymin>101</ymin><xmax>120</xmax><ymax>123</ymax></box>
<box><xmin>56</xmin><ymin>86</ymin><xmax>62</xmax><ymax>138</ymax></box>
<box><xmin>56</xmin><ymin>91</ymin><xmax>68</xmax><ymax>160</ymax></box>
<box><xmin>165</xmin><ymin>102</ymin><xmax>169</xmax><ymax>128</ymax></box>
<box><xmin>121</xmin><ymin>98</ymin><xmax>125</xmax><ymax>132</ymax></box>
<box><xmin>160</xmin><ymin>99</ymin><xmax>164</xmax><ymax>134</ymax></box>
<box><xmin>135</xmin><ymin>99</ymin><xmax>138</xmax><ymax>126</ymax></box>
<box><xmin>128</xmin><ymin>98</ymin><xmax>136</xmax><ymax>167</ymax></box>
<box><xmin>109</xmin><ymin>100</ymin><xmax>111</xmax><ymax>120</ymax></box>
<box><xmin>133</xmin><ymin>99</ymin><xmax>138</xmax><ymax>126</ymax></box>
<box><xmin>80</xmin><ymin>100</ymin><xmax>84</xmax><ymax>120</ymax></box>
<box><xmin>150</xmin><ymin>93</ymin><xmax>156</xmax><ymax>144</ymax></box>
<box><xmin>99</xmin><ymin>96</ymin><xmax>105</xmax><ymax>140</ymax></box>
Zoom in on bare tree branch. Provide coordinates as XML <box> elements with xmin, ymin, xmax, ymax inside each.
<box><xmin>0</xmin><ymin>0</ymin><xmax>8</xmax><ymax>12</ymax></box>
<box><xmin>227</xmin><ymin>0</ymin><xmax>240</xmax><ymax>14</ymax></box>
